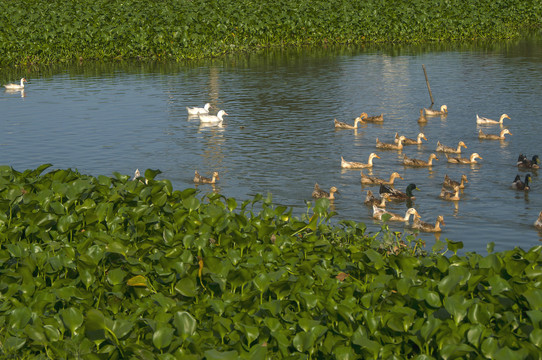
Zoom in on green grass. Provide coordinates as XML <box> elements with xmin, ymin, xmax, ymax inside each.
<box><xmin>0</xmin><ymin>0</ymin><xmax>540</xmax><ymax>66</ymax></box>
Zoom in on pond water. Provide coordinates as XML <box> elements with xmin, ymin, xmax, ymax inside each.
<box><xmin>2</xmin><ymin>35</ymin><xmax>542</xmax><ymax>254</ymax></box>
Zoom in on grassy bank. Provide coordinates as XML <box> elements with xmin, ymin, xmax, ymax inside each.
<box><xmin>1</xmin><ymin>165</ymin><xmax>541</xmax><ymax>358</ymax></box>
<box><xmin>0</xmin><ymin>0</ymin><xmax>541</xmax><ymax>66</ymax></box>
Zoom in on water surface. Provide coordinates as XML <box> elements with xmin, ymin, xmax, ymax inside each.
<box><xmin>2</xmin><ymin>36</ymin><xmax>542</xmax><ymax>254</ymax></box>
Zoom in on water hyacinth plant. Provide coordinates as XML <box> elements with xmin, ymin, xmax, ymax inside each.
<box><xmin>0</xmin><ymin>164</ymin><xmax>542</xmax><ymax>358</ymax></box>
<box><xmin>0</xmin><ymin>0</ymin><xmax>541</xmax><ymax>66</ymax></box>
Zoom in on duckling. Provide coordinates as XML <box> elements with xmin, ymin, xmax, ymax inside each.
<box><xmin>518</xmin><ymin>155</ymin><xmax>540</xmax><ymax>169</ymax></box>
<box><xmin>476</xmin><ymin>113</ymin><xmax>511</xmax><ymax>125</ymax></box>
<box><xmin>403</xmin><ymin>153</ymin><xmax>438</xmax><ymax>167</ymax></box>
<box><xmin>360</xmin><ymin>112</ymin><xmax>384</xmax><ymax>123</ymax></box>
<box><xmin>478</xmin><ymin>128</ymin><xmax>512</xmax><ymax>140</ymax></box>
<box><xmin>312</xmin><ymin>183</ymin><xmax>339</xmax><ymax>199</ymax></box>
<box><xmin>360</xmin><ymin>170</ymin><xmax>403</xmax><ymax>185</ymax></box>
<box><xmin>194</xmin><ymin>170</ymin><xmax>219</xmax><ymax>184</ymax></box>
<box><xmin>417</xmin><ymin>109</ymin><xmax>427</xmax><ymax>123</ymax></box>
<box><xmin>373</xmin><ymin>206</ymin><xmax>421</xmax><ymax>223</ymax></box>
<box><xmin>412</xmin><ymin>215</ymin><xmax>445</xmax><ymax>232</ymax></box>
<box><xmin>341</xmin><ymin>153</ymin><xmax>380</xmax><ymax>169</ymax></box>
<box><xmin>443</xmin><ymin>174</ymin><xmax>468</xmax><ymax>189</ymax></box>
<box><xmin>334</xmin><ymin>117</ymin><xmax>364</xmax><ymax>129</ymax></box>
<box><xmin>436</xmin><ymin>141</ymin><xmax>467</xmax><ymax>154</ymax></box>
<box><xmin>424</xmin><ymin>105</ymin><xmax>448</xmax><ymax>116</ymax></box>
<box><xmin>376</xmin><ymin>136</ymin><xmax>405</xmax><ymax>150</ymax></box>
<box><xmin>511</xmin><ymin>174</ymin><xmax>531</xmax><ymax>191</ymax></box>
<box><xmin>534</xmin><ymin>211</ymin><xmax>542</xmax><ymax>230</ymax></box>
<box><xmin>380</xmin><ymin>183</ymin><xmax>419</xmax><ymax>201</ymax></box>
<box><xmin>364</xmin><ymin>190</ymin><xmax>388</xmax><ymax>208</ymax></box>
<box><xmin>440</xmin><ymin>185</ymin><xmax>460</xmax><ymax>201</ymax></box>
<box><xmin>446</xmin><ymin>153</ymin><xmax>483</xmax><ymax>164</ymax></box>
<box><xmin>395</xmin><ymin>132</ymin><xmax>427</xmax><ymax>145</ymax></box>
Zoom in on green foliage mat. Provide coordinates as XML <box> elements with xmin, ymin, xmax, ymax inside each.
<box><xmin>0</xmin><ymin>0</ymin><xmax>541</xmax><ymax>65</ymax></box>
<box><xmin>1</xmin><ymin>165</ymin><xmax>542</xmax><ymax>358</ymax></box>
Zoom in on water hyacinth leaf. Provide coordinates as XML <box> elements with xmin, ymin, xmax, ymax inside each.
<box><xmin>527</xmin><ymin>310</ymin><xmax>542</xmax><ymax>328</ymax></box>
<box><xmin>127</xmin><ymin>275</ymin><xmax>148</xmax><ymax>287</ymax></box>
<box><xmin>204</xmin><ymin>350</ymin><xmax>239</xmax><ymax>360</ymax></box>
<box><xmin>43</xmin><ymin>325</ymin><xmax>60</xmax><ymax>342</ymax></box>
<box><xmin>3</xmin><ymin>337</ymin><xmax>26</xmax><ymax>352</ymax></box>
<box><xmin>242</xmin><ymin>344</ymin><xmax>267</xmax><ymax>360</ymax></box>
<box><xmin>175</xmin><ymin>276</ymin><xmax>197</xmax><ymax>297</ymax></box>
<box><xmin>446</xmin><ymin>239</ymin><xmax>463</xmax><ymax>254</ymax></box>
<box><xmin>183</xmin><ymin>196</ymin><xmax>200</xmax><ymax>212</ymax></box>
<box><xmin>529</xmin><ymin>328</ymin><xmax>542</xmax><ymax>348</ymax></box>
<box><xmin>440</xmin><ymin>343</ymin><xmax>476</xmax><ymax>359</ymax></box>
<box><xmin>523</xmin><ymin>289</ymin><xmax>542</xmax><ymax>310</ymax></box>
<box><xmin>144</xmin><ymin>169</ymin><xmax>162</xmax><ymax>181</ymax></box>
<box><xmin>363</xmin><ymin>248</ymin><xmax>386</xmax><ymax>270</ymax></box>
<box><xmin>85</xmin><ymin>309</ymin><xmax>106</xmax><ymax>340</ymax></box>
<box><xmin>24</xmin><ymin>325</ymin><xmax>47</xmax><ymax>346</ymax></box>
<box><xmin>107</xmin><ymin>268</ymin><xmax>127</xmax><ymax>286</ymax></box>
<box><xmin>173</xmin><ymin>311</ymin><xmax>197</xmax><ymax>340</ymax></box>
<box><xmin>152</xmin><ymin>324</ymin><xmax>175</xmax><ymax>350</ymax></box>
<box><xmin>9</xmin><ymin>307</ymin><xmax>32</xmax><ymax>330</ymax></box>
<box><xmin>444</xmin><ymin>294</ymin><xmax>472</xmax><ymax>325</ymax></box>
<box><xmin>60</xmin><ymin>307</ymin><xmax>84</xmax><ymax>334</ymax></box>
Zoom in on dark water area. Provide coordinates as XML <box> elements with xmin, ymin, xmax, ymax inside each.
<box><xmin>2</xmin><ymin>34</ymin><xmax>542</xmax><ymax>254</ymax></box>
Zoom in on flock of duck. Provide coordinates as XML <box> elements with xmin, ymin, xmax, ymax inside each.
<box><xmin>182</xmin><ymin>100</ymin><xmax>542</xmax><ymax>235</ymax></box>
<box><xmin>313</xmin><ymin>106</ymin><xmax>542</xmax><ymax>234</ymax></box>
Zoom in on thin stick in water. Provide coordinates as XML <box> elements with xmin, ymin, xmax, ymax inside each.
<box><xmin>422</xmin><ymin>64</ymin><xmax>435</xmax><ymax>106</ymax></box>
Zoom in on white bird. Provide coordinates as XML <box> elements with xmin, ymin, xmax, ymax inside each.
<box><xmin>198</xmin><ymin>110</ymin><xmax>228</xmax><ymax>123</ymax></box>
<box><xmin>476</xmin><ymin>113</ymin><xmax>510</xmax><ymax>125</ymax></box>
<box><xmin>3</xmin><ymin>78</ymin><xmax>27</xmax><ymax>90</ymax></box>
<box><xmin>186</xmin><ymin>103</ymin><xmax>211</xmax><ymax>115</ymax></box>
<box><xmin>372</xmin><ymin>206</ymin><xmax>421</xmax><ymax>223</ymax></box>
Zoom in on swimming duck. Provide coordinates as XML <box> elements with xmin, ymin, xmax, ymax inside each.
<box><xmin>443</xmin><ymin>174</ymin><xmax>468</xmax><ymax>189</ymax></box>
<box><xmin>334</xmin><ymin>117</ymin><xmax>364</xmax><ymax>129</ymax></box>
<box><xmin>380</xmin><ymin>183</ymin><xmax>419</xmax><ymax>201</ymax></box>
<box><xmin>360</xmin><ymin>112</ymin><xmax>384</xmax><ymax>123</ymax></box>
<box><xmin>194</xmin><ymin>170</ymin><xmax>219</xmax><ymax>184</ymax></box>
<box><xmin>376</xmin><ymin>136</ymin><xmax>405</xmax><ymax>150</ymax></box>
<box><xmin>312</xmin><ymin>183</ymin><xmax>339</xmax><ymax>199</ymax></box>
<box><xmin>364</xmin><ymin>190</ymin><xmax>388</xmax><ymax>208</ymax></box>
<box><xmin>199</xmin><ymin>110</ymin><xmax>228</xmax><ymax>123</ymax></box>
<box><xmin>476</xmin><ymin>113</ymin><xmax>511</xmax><ymax>125</ymax></box>
<box><xmin>403</xmin><ymin>153</ymin><xmax>438</xmax><ymax>167</ymax></box>
<box><xmin>534</xmin><ymin>211</ymin><xmax>542</xmax><ymax>229</ymax></box>
<box><xmin>373</xmin><ymin>206</ymin><xmax>421</xmax><ymax>223</ymax></box>
<box><xmin>412</xmin><ymin>215</ymin><xmax>445</xmax><ymax>232</ymax></box>
<box><xmin>395</xmin><ymin>132</ymin><xmax>427</xmax><ymax>145</ymax></box>
<box><xmin>360</xmin><ymin>170</ymin><xmax>403</xmax><ymax>185</ymax></box>
<box><xmin>518</xmin><ymin>155</ymin><xmax>540</xmax><ymax>169</ymax></box>
<box><xmin>440</xmin><ymin>185</ymin><xmax>460</xmax><ymax>201</ymax></box>
<box><xmin>424</xmin><ymin>105</ymin><xmax>448</xmax><ymax>116</ymax></box>
<box><xmin>186</xmin><ymin>103</ymin><xmax>211</xmax><ymax>115</ymax></box>
<box><xmin>446</xmin><ymin>153</ymin><xmax>483</xmax><ymax>164</ymax></box>
<box><xmin>3</xmin><ymin>78</ymin><xmax>27</xmax><ymax>90</ymax></box>
<box><xmin>417</xmin><ymin>109</ymin><xmax>427</xmax><ymax>123</ymax></box>
<box><xmin>341</xmin><ymin>153</ymin><xmax>380</xmax><ymax>169</ymax></box>
<box><xmin>511</xmin><ymin>174</ymin><xmax>531</xmax><ymax>191</ymax></box>
<box><xmin>478</xmin><ymin>128</ymin><xmax>512</xmax><ymax>140</ymax></box>
<box><xmin>436</xmin><ymin>141</ymin><xmax>467</xmax><ymax>154</ymax></box>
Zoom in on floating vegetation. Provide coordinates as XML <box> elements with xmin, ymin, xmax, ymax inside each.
<box><xmin>1</xmin><ymin>164</ymin><xmax>542</xmax><ymax>358</ymax></box>
<box><xmin>0</xmin><ymin>0</ymin><xmax>540</xmax><ymax>66</ymax></box>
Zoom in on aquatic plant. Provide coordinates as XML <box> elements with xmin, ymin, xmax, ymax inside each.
<box><xmin>0</xmin><ymin>0</ymin><xmax>540</xmax><ymax>66</ymax></box>
<box><xmin>1</xmin><ymin>165</ymin><xmax>542</xmax><ymax>358</ymax></box>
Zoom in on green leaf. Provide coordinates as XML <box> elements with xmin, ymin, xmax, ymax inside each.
<box><xmin>523</xmin><ymin>289</ymin><xmax>542</xmax><ymax>310</ymax></box>
<box><xmin>153</xmin><ymin>324</ymin><xmax>175</xmax><ymax>350</ymax></box>
<box><xmin>173</xmin><ymin>311</ymin><xmax>197</xmax><ymax>340</ymax></box>
<box><xmin>204</xmin><ymin>349</ymin><xmax>239</xmax><ymax>360</ymax></box>
<box><xmin>175</xmin><ymin>277</ymin><xmax>197</xmax><ymax>297</ymax></box>
<box><xmin>60</xmin><ymin>307</ymin><xmax>84</xmax><ymax>334</ymax></box>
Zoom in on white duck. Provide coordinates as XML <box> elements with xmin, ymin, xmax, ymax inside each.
<box><xmin>372</xmin><ymin>206</ymin><xmax>421</xmax><ymax>223</ymax></box>
<box><xmin>424</xmin><ymin>105</ymin><xmax>447</xmax><ymax>116</ymax></box>
<box><xmin>476</xmin><ymin>113</ymin><xmax>510</xmax><ymax>125</ymax></box>
<box><xmin>341</xmin><ymin>153</ymin><xmax>380</xmax><ymax>169</ymax></box>
<box><xmin>3</xmin><ymin>78</ymin><xmax>27</xmax><ymax>90</ymax></box>
<box><xmin>187</xmin><ymin>103</ymin><xmax>211</xmax><ymax>115</ymax></box>
<box><xmin>199</xmin><ymin>110</ymin><xmax>228</xmax><ymax>123</ymax></box>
